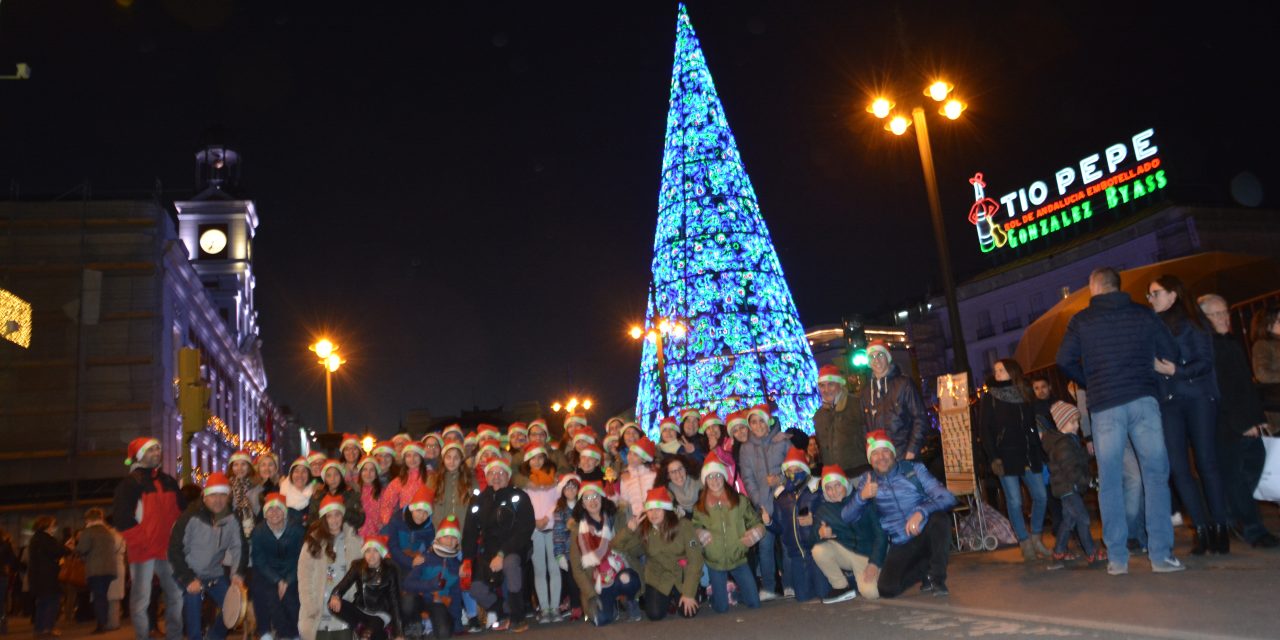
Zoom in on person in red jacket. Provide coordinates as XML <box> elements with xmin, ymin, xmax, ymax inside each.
<box><xmin>111</xmin><ymin>437</ymin><xmax>186</xmax><ymax>640</ymax></box>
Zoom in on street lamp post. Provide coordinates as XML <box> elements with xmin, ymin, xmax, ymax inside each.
<box><xmin>630</xmin><ymin>318</ymin><xmax>686</xmax><ymax>416</ymax></box>
<box><xmin>869</xmin><ymin>82</ymin><xmax>971</xmax><ymax>375</ymax></box>
<box><xmin>309</xmin><ymin>339</ymin><xmax>345</xmax><ymax>454</ymax></box>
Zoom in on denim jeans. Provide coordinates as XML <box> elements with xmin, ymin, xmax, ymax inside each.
<box><xmin>707</xmin><ymin>563</ymin><xmax>760</xmax><ymax>613</ymax></box>
<box><xmin>1093</xmin><ymin>397</ymin><xmax>1174</xmax><ymax>567</ymax></box>
<box><xmin>34</xmin><ymin>595</ymin><xmax>60</xmax><ymax>634</ymax></box>
<box><xmin>593</xmin><ymin>569</ymin><xmax>639</xmax><ymax>625</ymax></box>
<box><xmin>1053</xmin><ymin>493</ymin><xmax>1096</xmax><ymax>556</ymax></box>
<box><xmin>129</xmin><ymin>559</ymin><xmax>184</xmax><ymax>640</ymax></box>
<box><xmin>1122</xmin><ymin>442</ymin><xmax>1147</xmax><ymax>547</ymax></box>
<box><xmin>756</xmin><ymin>528</ymin><xmax>780</xmax><ymax>592</ymax></box>
<box><xmin>783</xmin><ymin>555</ymin><xmax>829</xmax><ymax>603</ymax></box>
<box><xmin>999</xmin><ymin>469</ymin><xmax>1047</xmax><ymax>541</ymax></box>
<box><xmin>182</xmin><ymin>576</ymin><xmax>229</xmax><ymax>640</ymax></box>
<box><xmin>249</xmin><ymin>573</ymin><xmax>299</xmax><ymax>638</ymax></box>
<box><xmin>1161</xmin><ymin>396</ymin><xmax>1228</xmax><ymax>526</ymax></box>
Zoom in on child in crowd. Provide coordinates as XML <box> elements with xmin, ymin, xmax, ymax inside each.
<box><xmin>328</xmin><ymin>536</ymin><xmax>403</xmax><ymax>640</ymax></box>
<box><xmin>761</xmin><ymin>449</ymin><xmax>828</xmax><ymax>602</ymax></box>
<box><xmin>403</xmin><ymin>517</ymin><xmax>464</xmax><ymax>639</ymax></box>
<box><xmin>552</xmin><ymin>474</ymin><xmax>581</xmax><ymax>620</ymax></box>
<box><xmin>1041</xmin><ymin>404</ymin><xmax>1104</xmax><ymax>568</ymax></box>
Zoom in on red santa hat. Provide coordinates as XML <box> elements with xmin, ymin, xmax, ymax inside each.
<box><xmin>579</xmin><ymin>480</ymin><xmax>607</xmax><ymax>500</ymax></box>
<box><xmin>203</xmin><ymin>472</ymin><xmax>231</xmax><ymax>496</ymax></box>
<box><xmin>362</xmin><ymin>535</ymin><xmax>389</xmax><ymax>557</ymax></box>
<box><xmin>340</xmin><ymin>433</ymin><xmax>362</xmax><ymax>453</ymax></box>
<box><xmin>227</xmin><ymin>450</ymin><xmax>254</xmax><ymax>470</ymax></box>
<box><xmin>508</xmin><ymin>422</ymin><xmax>529</xmax><ymax>438</ymax></box>
<box><xmin>572</xmin><ymin>428</ymin><xmax>597</xmax><ymax>447</ymax></box>
<box><xmin>288</xmin><ymin>457</ymin><xmax>311</xmax><ymax>476</ymax></box>
<box><xmin>527</xmin><ymin>419</ymin><xmax>549</xmax><ymax>437</ymax></box>
<box><xmin>371</xmin><ymin>441</ymin><xmax>396</xmax><ymax>457</ymax></box>
<box><xmin>484</xmin><ymin>457</ymin><xmax>512</xmax><ymax>477</ymax></box>
<box><xmin>699</xmin><ymin>413</ymin><xmax>724</xmax><ymax>434</ymax></box>
<box><xmin>435</xmin><ymin>516</ymin><xmax>461</xmax><ymax>541</ymax></box>
<box><xmin>643</xmin><ymin>487</ymin><xmax>674</xmax><ymax>511</ymax></box>
<box><xmin>124</xmin><ymin>437</ymin><xmax>160</xmax><ymax>467</ymax></box>
<box><xmin>441</xmin><ymin>442</ymin><xmax>465</xmax><ymax>460</ymax></box>
<box><xmin>820</xmin><ymin>464</ymin><xmax>850</xmax><ymax>492</ymax></box>
<box><xmin>630</xmin><ymin>438</ymin><xmax>657</xmax><ymax>463</ymax></box>
<box><xmin>408</xmin><ymin>485</ymin><xmax>435</xmax><ymax>514</ymax></box>
<box><xmin>262</xmin><ymin>492</ymin><xmax>287</xmax><ymax>513</ymax></box>
<box><xmin>781</xmin><ymin>448</ymin><xmax>809</xmax><ymax>475</ymax></box>
<box><xmin>746</xmin><ymin>404</ymin><xmax>772</xmax><ymax>425</ymax></box>
<box><xmin>579</xmin><ymin>443</ymin><xmax>603</xmax><ymax>462</ymax></box>
<box><xmin>318</xmin><ymin>494</ymin><xmax>346</xmax><ymax>517</ymax></box>
<box><xmin>866</xmin><ymin>429</ymin><xmax>896</xmax><ymax>458</ymax></box>
<box><xmin>678</xmin><ymin>408</ymin><xmax>701</xmax><ymax>423</ymax></box>
<box><xmin>817</xmin><ymin>365</ymin><xmax>846</xmax><ymax>386</ymax></box>
<box><xmin>441</xmin><ymin>424</ymin><xmax>465</xmax><ymax>441</ymax></box>
<box><xmin>866</xmin><ymin>340</ymin><xmax>892</xmax><ymax>362</ymax></box>
<box><xmin>306</xmin><ymin>451</ymin><xmax>326</xmax><ymax>465</ymax></box>
<box><xmin>700</xmin><ymin>451</ymin><xmax>729</xmax><ymax>483</ymax></box>
<box><xmin>658</xmin><ymin>417</ymin><xmax>679</xmax><ymax>437</ymax></box>
<box><xmin>522</xmin><ymin>442</ymin><xmax>548</xmax><ymax>461</ymax></box>
<box><xmin>320</xmin><ymin>459</ymin><xmax>344</xmax><ymax>481</ymax></box>
<box><xmin>726</xmin><ymin>411</ymin><xmax>749</xmax><ymax>435</ymax></box>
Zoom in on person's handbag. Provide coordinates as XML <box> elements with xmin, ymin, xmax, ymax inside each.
<box><xmin>59</xmin><ymin>554</ymin><xmax>87</xmax><ymax>589</ymax></box>
<box><xmin>1253</xmin><ymin>429</ymin><xmax>1280</xmax><ymax>503</ymax></box>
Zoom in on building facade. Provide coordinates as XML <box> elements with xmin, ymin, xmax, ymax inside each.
<box><xmin>0</xmin><ymin>145</ymin><xmax>295</xmax><ymax>526</ymax></box>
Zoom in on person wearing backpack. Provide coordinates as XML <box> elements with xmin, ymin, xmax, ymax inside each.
<box><xmin>843</xmin><ymin>431</ymin><xmax>956</xmax><ymax>598</ymax></box>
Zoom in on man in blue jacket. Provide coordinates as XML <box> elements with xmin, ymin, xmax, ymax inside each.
<box><xmin>1056</xmin><ymin>267</ymin><xmax>1182</xmax><ymax>575</ymax></box>
<box><xmin>843</xmin><ymin>430</ymin><xmax>955</xmax><ymax>597</ymax></box>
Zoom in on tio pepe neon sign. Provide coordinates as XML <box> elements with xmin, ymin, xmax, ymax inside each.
<box><xmin>969</xmin><ymin>128</ymin><xmax>1168</xmax><ymax>253</ymax></box>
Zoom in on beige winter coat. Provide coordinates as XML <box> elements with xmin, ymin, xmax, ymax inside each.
<box><xmin>297</xmin><ymin>524</ymin><xmax>362</xmax><ymax>640</ymax></box>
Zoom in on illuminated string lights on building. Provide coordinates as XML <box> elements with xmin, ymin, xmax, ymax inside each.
<box><xmin>207</xmin><ymin>415</ymin><xmax>240</xmax><ymax>448</ymax></box>
<box><xmin>0</xmin><ymin>288</ymin><xmax>33</xmax><ymax>349</ymax></box>
<box><xmin>635</xmin><ymin>4</ymin><xmax>819</xmax><ymax>437</ymax></box>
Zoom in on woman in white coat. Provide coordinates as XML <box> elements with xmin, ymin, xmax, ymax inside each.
<box><xmin>298</xmin><ymin>495</ymin><xmax>363</xmax><ymax>640</ymax></box>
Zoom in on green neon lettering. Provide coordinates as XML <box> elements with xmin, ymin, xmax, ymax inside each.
<box><xmin>1133</xmin><ymin>179</ymin><xmax>1147</xmax><ymax>199</ymax></box>
<box><xmin>1106</xmin><ymin>187</ymin><xmax>1119</xmax><ymax>208</ymax></box>
<box><xmin>1145</xmin><ymin>175</ymin><xmax>1156</xmax><ymax>192</ymax></box>
<box><xmin>1081</xmin><ymin>201</ymin><xmax>1093</xmax><ymax>219</ymax></box>
<box><xmin>1039</xmin><ymin>219</ymin><xmax>1049</xmax><ymax>236</ymax></box>
<box><xmin>1018</xmin><ymin>227</ymin><xmax>1028</xmax><ymax>245</ymax></box>
<box><xmin>1027</xmin><ymin>224</ymin><xmax>1038</xmax><ymax>240</ymax></box>
<box><xmin>1119</xmin><ymin>184</ymin><xmax>1131</xmax><ymax>203</ymax></box>
<box><xmin>1155</xmin><ymin>169</ymin><xmax>1167</xmax><ymax>189</ymax></box>
<box><xmin>1071</xmin><ymin>205</ymin><xmax>1081</xmax><ymax>222</ymax></box>
<box><xmin>1049</xmin><ymin>215</ymin><xmax>1061</xmax><ymax>233</ymax></box>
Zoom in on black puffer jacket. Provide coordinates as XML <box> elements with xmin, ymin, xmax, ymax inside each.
<box><xmin>859</xmin><ymin>364</ymin><xmax>927</xmax><ymax>457</ymax></box>
<box><xmin>1156</xmin><ymin>312</ymin><xmax>1219</xmax><ymax>403</ymax></box>
<box><xmin>331</xmin><ymin>560</ymin><xmax>403</xmax><ymax>637</ymax></box>
<box><xmin>461</xmin><ymin>484</ymin><xmax>534</xmax><ymax>581</ymax></box>
<box><xmin>978</xmin><ymin>381</ymin><xmax>1043</xmax><ymax>476</ymax></box>
<box><xmin>1056</xmin><ymin>291</ymin><xmax>1178</xmax><ymax>413</ymax></box>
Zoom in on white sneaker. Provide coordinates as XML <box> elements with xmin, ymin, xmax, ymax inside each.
<box><xmin>782</xmin><ymin>587</ymin><xmax>796</xmax><ymax>599</ymax></box>
<box><xmin>260</xmin><ymin>633</ymin><xmax>274</xmax><ymax>640</ymax></box>
<box><xmin>486</xmin><ymin>612</ymin><xmax>499</xmax><ymax>628</ymax></box>
<box><xmin>1171</xmin><ymin>512</ymin><xmax>1184</xmax><ymax>527</ymax></box>
<box><xmin>757</xmin><ymin>589</ymin><xmax>779</xmax><ymax>602</ymax></box>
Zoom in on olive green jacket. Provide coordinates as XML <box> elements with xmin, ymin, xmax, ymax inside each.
<box><xmin>614</xmin><ymin>517</ymin><xmax>704</xmax><ymax>597</ymax></box>
<box><xmin>691</xmin><ymin>498</ymin><xmax>762</xmax><ymax>571</ymax></box>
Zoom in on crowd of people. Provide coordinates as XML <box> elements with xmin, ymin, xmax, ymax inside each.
<box><xmin>4</xmin><ymin>266</ymin><xmax>1277</xmax><ymax>640</ymax></box>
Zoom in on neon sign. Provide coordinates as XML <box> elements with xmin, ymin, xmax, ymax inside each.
<box><xmin>969</xmin><ymin>128</ymin><xmax>1168</xmax><ymax>253</ymax></box>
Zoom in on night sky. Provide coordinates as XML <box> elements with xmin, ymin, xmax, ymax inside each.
<box><xmin>2</xmin><ymin>1</ymin><xmax>1276</xmax><ymax>434</ymax></box>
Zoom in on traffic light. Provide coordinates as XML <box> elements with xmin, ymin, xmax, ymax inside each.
<box><xmin>178</xmin><ymin>347</ymin><xmax>211</xmax><ymax>434</ymax></box>
<box><xmin>842</xmin><ymin>316</ymin><xmax>868</xmax><ymax>369</ymax></box>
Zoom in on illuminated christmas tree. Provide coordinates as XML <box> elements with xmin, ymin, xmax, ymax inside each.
<box><xmin>636</xmin><ymin>3</ymin><xmax>819</xmax><ymax>436</ymax></box>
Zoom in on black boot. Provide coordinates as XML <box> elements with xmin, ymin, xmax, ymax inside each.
<box><xmin>1212</xmin><ymin>523</ymin><xmax>1230</xmax><ymax>555</ymax></box>
<box><xmin>1191</xmin><ymin>526</ymin><xmax>1210</xmax><ymax>555</ymax></box>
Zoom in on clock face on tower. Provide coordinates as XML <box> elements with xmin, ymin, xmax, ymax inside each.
<box><xmin>199</xmin><ymin>228</ymin><xmax>227</xmax><ymax>256</ymax></box>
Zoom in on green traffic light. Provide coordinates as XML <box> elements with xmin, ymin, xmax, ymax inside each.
<box><xmin>851</xmin><ymin>349</ymin><xmax>869</xmax><ymax>368</ymax></box>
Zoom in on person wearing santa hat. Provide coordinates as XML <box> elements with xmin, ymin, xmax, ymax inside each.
<box><xmin>813</xmin><ymin>364</ymin><xmax>870</xmax><ymax>477</ymax></box>
<box><xmin>309</xmin><ymin>460</ymin><xmax>366</xmax><ymax>532</ymax></box>
<box><xmin>760</xmin><ymin>449</ymin><xmax>828</xmax><ymax>602</ymax></box>
<box><xmin>859</xmin><ymin>340</ymin><xmax>927</xmax><ymax>461</ymax></box>
<box><xmin>615</xmin><ymin>487</ymin><xmax>705</xmax><ymax>620</ymax></box>
<box><xmin>462</xmin><ymin>457</ymin><xmax>535</xmax><ymax>632</ymax></box>
<box><xmin>738</xmin><ymin>404</ymin><xmax>792</xmax><ymax>600</ymax></box>
<box><xmin>691</xmin><ymin>453</ymin><xmax>765</xmax><ymax>613</ymax></box>
<box><xmin>371</xmin><ymin>441</ymin><xmax>399</xmax><ymax>486</ymax></box>
<box><xmin>811</xmin><ymin>465</ymin><xmax>885</xmax><ymax>604</ymax></box>
<box><xmin>169</xmin><ymin>472</ymin><xmax>246</xmax><ymax>640</ymax></box>
<box><xmin>328</xmin><ymin>536</ymin><xmax>404</xmax><ymax>640</ymax></box>
<box><xmin>282</xmin><ymin>457</ymin><xmax>316</xmax><ymax>520</ymax></box>
<box><xmin>842</xmin><ymin>430</ymin><xmax>956</xmax><ymax>598</ymax></box>
<box><xmin>249</xmin><ymin>493</ymin><xmax>304</xmax><ymax>640</ymax></box>
<box><xmin>298</xmin><ymin>495</ymin><xmax>362</xmax><ymax>640</ymax></box>
<box><xmin>403</xmin><ymin>517</ymin><xmax>466</xmax><ymax>638</ymax></box>
<box><xmin>383</xmin><ymin>485</ymin><xmax>436</xmax><ymax>636</ymax></box>
<box><xmin>618</xmin><ymin>439</ymin><xmax>658</xmax><ymax>520</ymax></box>
<box><xmin>112</xmin><ymin>437</ymin><xmax>185</xmax><ymax>640</ymax></box>
<box><xmin>515</xmin><ymin>443</ymin><xmax>562</xmax><ymax>623</ymax></box>
<box><xmin>338</xmin><ymin>434</ymin><xmax>364</xmax><ymax>486</ymax></box>
<box><xmin>567</xmin><ymin>481</ymin><xmax>642</xmax><ymax>625</ymax></box>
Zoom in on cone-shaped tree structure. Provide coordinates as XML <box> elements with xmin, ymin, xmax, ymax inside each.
<box><xmin>636</xmin><ymin>4</ymin><xmax>819</xmax><ymax>436</ymax></box>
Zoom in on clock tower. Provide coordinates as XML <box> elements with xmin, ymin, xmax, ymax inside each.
<box><xmin>175</xmin><ymin>142</ymin><xmax>260</xmax><ymax>345</ymax></box>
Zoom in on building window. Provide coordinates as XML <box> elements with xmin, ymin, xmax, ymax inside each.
<box><xmin>1030</xmin><ymin>292</ymin><xmax>1046</xmax><ymax>321</ymax></box>
<box><xmin>976</xmin><ymin>310</ymin><xmax>994</xmax><ymax>339</ymax></box>
<box><xmin>1003</xmin><ymin>302</ymin><xmax>1021</xmax><ymax>332</ymax></box>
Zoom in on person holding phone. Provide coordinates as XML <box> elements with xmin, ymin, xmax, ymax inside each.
<box><xmin>759</xmin><ymin>449</ymin><xmax>827</xmax><ymax>602</ymax></box>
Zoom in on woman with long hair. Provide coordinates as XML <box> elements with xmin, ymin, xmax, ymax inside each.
<box><xmin>551</xmin><ymin>474</ymin><xmax>581</xmax><ymax>620</ymax></box>
<box><xmin>656</xmin><ymin>455</ymin><xmax>700</xmax><ymax>519</ymax></box>
<box><xmin>978</xmin><ymin>358</ymin><xmax>1048</xmax><ymax>562</ymax></box>
<box><xmin>246</xmin><ymin>452</ymin><xmax>282</xmax><ymax>521</ymax></box>
<box><xmin>382</xmin><ymin>442</ymin><xmax>428</xmax><ymax>525</ymax></box>
<box><xmin>339</xmin><ymin>434</ymin><xmax>365</xmax><ymax>487</ymax></box>
<box><xmin>298</xmin><ymin>496</ymin><xmax>363</xmax><ymax>640</ymax></box>
<box><xmin>310</xmin><ymin>460</ymin><xmax>366</xmax><ymax>532</ymax></box>
<box><xmin>615</xmin><ymin>487</ymin><xmax>704</xmax><ymax>621</ymax></box>
<box><xmin>692</xmin><ymin>453</ymin><xmax>764</xmax><ymax>613</ymax></box>
<box><xmin>426</xmin><ymin>443</ymin><xmax>474</xmax><ymax>531</ymax></box>
<box><xmin>567</xmin><ymin>482</ymin><xmax>640</xmax><ymax>626</ymax></box>
<box><xmin>723</xmin><ymin>411</ymin><xmax>750</xmax><ymax>495</ymax></box>
<box><xmin>1149</xmin><ymin>274</ymin><xmax>1229</xmax><ymax>553</ymax></box>
<box><xmin>282</xmin><ymin>457</ymin><xmax>315</xmax><ymax>522</ymax></box>
<box><xmin>517</xmin><ymin>444</ymin><xmax>562</xmax><ymax>624</ymax></box>
<box><xmin>226</xmin><ymin>450</ymin><xmax>258</xmax><ymax>537</ymax></box>
<box><xmin>618</xmin><ymin>439</ymin><xmax>658</xmax><ymax>519</ymax></box>
<box><xmin>357</xmin><ymin>457</ymin><xmax>388</xmax><ymax>537</ymax></box>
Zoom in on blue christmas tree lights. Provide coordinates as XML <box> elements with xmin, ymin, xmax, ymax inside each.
<box><xmin>636</xmin><ymin>3</ymin><xmax>819</xmax><ymax>436</ymax></box>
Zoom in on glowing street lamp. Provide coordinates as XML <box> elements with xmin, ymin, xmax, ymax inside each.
<box><xmin>361</xmin><ymin>435</ymin><xmax>375</xmax><ymax>454</ymax></box>
<box><xmin>630</xmin><ymin>316</ymin><xmax>687</xmax><ymax>415</ymax></box>
<box><xmin>309</xmin><ymin>338</ymin><xmax>345</xmax><ymax>434</ymax></box>
<box><xmin>550</xmin><ymin>396</ymin><xmax>593</xmax><ymax>413</ymax></box>
<box><xmin>866</xmin><ymin>79</ymin><xmax>971</xmax><ymax>374</ymax></box>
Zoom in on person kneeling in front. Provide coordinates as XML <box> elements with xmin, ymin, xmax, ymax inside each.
<box><xmin>842</xmin><ymin>431</ymin><xmax>956</xmax><ymax>597</ymax></box>
<box><xmin>813</xmin><ymin>465</ymin><xmax>886</xmax><ymax>603</ymax></box>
